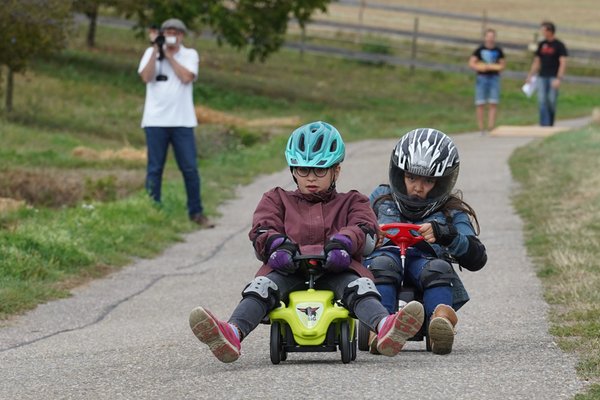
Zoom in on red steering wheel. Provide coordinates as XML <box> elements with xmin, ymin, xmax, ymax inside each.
<box><xmin>380</xmin><ymin>222</ymin><xmax>424</xmax><ymax>257</ymax></box>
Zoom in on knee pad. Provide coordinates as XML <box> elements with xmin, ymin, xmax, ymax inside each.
<box><xmin>364</xmin><ymin>254</ymin><xmax>402</xmax><ymax>285</ymax></box>
<box><xmin>343</xmin><ymin>277</ymin><xmax>381</xmax><ymax>310</ymax></box>
<box><xmin>419</xmin><ymin>259</ymin><xmax>455</xmax><ymax>290</ymax></box>
<box><xmin>242</xmin><ymin>276</ymin><xmax>280</xmax><ymax>309</ymax></box>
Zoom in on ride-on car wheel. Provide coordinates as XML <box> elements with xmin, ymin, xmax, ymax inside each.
<box><xmin>426</xmin><ymin>327</ymin><xmax>432</xmax><ymax>352</ymax></box>
<box><xmin>351</xmin><ymin>324</ymin><xmax>357</xmax><ymax>361</ymax></box>
<box><xmin>357</xmin><ymin>320</ymin><xmax>371</xmax><ymax>351</ymax></box>
<box><xmin>339</xmin><ymin>321</ymin><xmax>352</xmax><ymax>363</ymax></box>
<box><xmin>270</xmin><ymin>322</ymin><xmax>283</xmax><ymax>364</ymax></box>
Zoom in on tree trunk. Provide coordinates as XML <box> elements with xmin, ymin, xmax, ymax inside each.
<box><xmin>86</xmin><ymin>6</ymin><xmax>99</xmax><ymax>48</ymax></box>
<box><xmin>6</xmin><ymin>67</ymin><xmax>14</xmax><ymax>113</ymax></box>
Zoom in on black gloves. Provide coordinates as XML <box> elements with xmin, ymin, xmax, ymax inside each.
<box><xmin>430</xmin><ymin>220</ymin><xmax>458</xmax><ymax>247</ymax></box>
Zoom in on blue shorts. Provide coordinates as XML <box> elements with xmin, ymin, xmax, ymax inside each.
<box><xmin>475</xmin><ymin>74</ymin><xmax>500</xmax><ymax>105</ymax></box>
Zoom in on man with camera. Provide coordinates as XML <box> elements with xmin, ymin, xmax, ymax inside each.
<box><xmin>138</xmin><ymin>18</ymin><xmax>213</xmax><ymax>228</ymax></box>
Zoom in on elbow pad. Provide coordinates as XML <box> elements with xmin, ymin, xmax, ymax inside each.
<box><xmin>358</xmin><ymin>223</ymin><xmax>377</xmax><ymax>256</ymax></box>
<box><xmin>455</xmin><ymin>236</ymin><xmax>487</xmax><ymax>271</ymax></box>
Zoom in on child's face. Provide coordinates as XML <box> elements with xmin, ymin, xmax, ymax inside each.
<box><xmin>404</xmin><ymin>173</ymin><xmax>436</xmax><ymax>199</ymax></box>
<box><xmin>293</xmin><ymin>165</ymin><xmax>340</xmax><ymax>194</ymax></box>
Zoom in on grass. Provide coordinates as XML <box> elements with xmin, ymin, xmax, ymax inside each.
<box><xmin>320</xmin><ymin>0</ymin><xmax>600</xmax><ymax>54</ymax></box>
<box><xmin>510</xmin><ymin>124</ymin><xmax>600</xmax><ymax>399</ymax></box>
<box><xmin>1</xmin><ymin>21</ymin><xmax>600</xmax><ymax>398</ymax></box>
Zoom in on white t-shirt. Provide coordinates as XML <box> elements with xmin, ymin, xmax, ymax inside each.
<box><xmin>138</xmin><ymin>45</ymin><xmax>199</xmax><ymax>127</ymax></box>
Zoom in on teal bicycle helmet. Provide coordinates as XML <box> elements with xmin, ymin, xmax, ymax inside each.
<box><xmin>285</xmin><ymin>121</ymin><xmax>345</xmax><ymax>168</ymax></box>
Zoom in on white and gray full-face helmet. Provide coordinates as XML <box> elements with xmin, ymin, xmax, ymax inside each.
<box><xmin>389</xmin><ymin>128</ymin><xmax>460</xmax><ymax>220</ymax></box>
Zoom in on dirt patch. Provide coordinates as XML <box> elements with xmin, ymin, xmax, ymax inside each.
<box><xmin>0</xmin><ymin>169</ymin><xmax>145</xmax><ymax>208</ymax></box>
<box><xmin>592</xmin><ymin>107</ymin><xmax>600</xmax><ymax>124</ymax></box>
<box><xmin>195</xmin><ymin>105</ymin><xmax>301</xmax><ymax>128</ymax></box>
<box><xmin>489</xmin><ymin>125</ymin><xmax>570</xmax><ymax>137</ymax></box>
<box><xmin>72</xmin><ymin>146</ymin><xmax>146</xmax><ymax>162</ymax></box>
<box><xmin>0</xmin><ymin>197</ymin><xmax>28</xmax><ymax>214</ymax></box>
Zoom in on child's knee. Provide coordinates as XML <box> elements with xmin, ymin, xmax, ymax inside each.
<box><xmin>364</xmin><ymin>254</ymin><xmax>403</xmax><ymax>286</ymax></box>
<box><xmin>241</xmin><ymin>276</ymin><xmax>280</xmax><ymax>310</ymax></box>
<box><xmin>343</xmin><ymin>277</ymin><xmax>381</xmax><ymax>311</ymax></box>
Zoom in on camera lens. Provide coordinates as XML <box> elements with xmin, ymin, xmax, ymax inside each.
<box><xmin>154</xmin><ymin>34</ymin><xmax>165</xmax><ymax>46</ymax></box>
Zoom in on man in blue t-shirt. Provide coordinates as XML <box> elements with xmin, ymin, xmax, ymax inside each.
<box><xmin>469</xmin><ymin>29</ymin><xmax>505</xmax><ymax>135</ymax></box>
<box><xmin>525</xmin><ymin>21</ymin><xmax>568</xmax><ymax>126</ymax></box>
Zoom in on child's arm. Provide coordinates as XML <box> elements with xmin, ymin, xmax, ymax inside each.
<box><xmin>419</xmin><ymin>213</ymin><xmax>487</xmax><ymax>271</ymax></box>
<box><xmin>249</xmin><ymin>191</ymin><xmax>289</xmax><ymax>263</ymax></box>
<box><xmin>330</xmin><ymin>192</ymin><xmax>379</xmax><ymax>258</ymax></box>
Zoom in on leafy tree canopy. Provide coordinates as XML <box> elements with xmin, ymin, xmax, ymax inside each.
<box><xmin>121</xmin><ymin>0</ymin><xmax>332</xmax><ymax>62</ymax></box>
<box><xmin>0</xmin><ymin>0</ymin><xmax>73</xmax><ymax>72</ymax></box>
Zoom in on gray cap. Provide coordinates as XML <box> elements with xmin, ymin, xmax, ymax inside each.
<box><xmin>161</xmin><ymin>18</ymin><xmax>187</xmax><ymax>34</ymax></box>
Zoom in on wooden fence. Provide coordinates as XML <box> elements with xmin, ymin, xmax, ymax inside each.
<box><xmin>285</xmin><ymin>0</ymin><xmax>600</xmax><ymax>83</ymax></box>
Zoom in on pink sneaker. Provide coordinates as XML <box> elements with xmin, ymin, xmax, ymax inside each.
<box><xmin>376</xmin><ymin>301</ymin><xmax>424</xmax><ymax>356</ymax></box>
<box><xmin>189</xmin><ymin>307</ymin><xmax>241</xmax><ymax>363</ymax></box>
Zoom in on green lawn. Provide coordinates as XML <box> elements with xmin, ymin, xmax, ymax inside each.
<box><xmin>510</xmin><ymin>124</ymin><xmax>600</xmax><ymax>399</ymax></box>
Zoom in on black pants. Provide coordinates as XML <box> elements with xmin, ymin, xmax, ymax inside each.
<box><xmin>229</xmin><ymin>270</ymin><xmax>389</xmax><ymax>339</ymax></box>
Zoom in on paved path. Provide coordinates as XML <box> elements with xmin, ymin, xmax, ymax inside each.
<box><xmin>0</xmin><ymin>120</ymin><xmax>589</xmax><ymax>399</ymax></box>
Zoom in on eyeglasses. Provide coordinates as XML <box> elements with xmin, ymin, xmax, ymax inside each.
<box><xmin>294</xmin><ymin>167</ymin><xmax>330</xmax><ymax>178</ymax></box>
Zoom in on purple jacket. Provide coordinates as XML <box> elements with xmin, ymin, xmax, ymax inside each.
<box><xmin>250</xmin><ymin>187</ymin><xmax>378</xmax><ymax>278</ymax></box>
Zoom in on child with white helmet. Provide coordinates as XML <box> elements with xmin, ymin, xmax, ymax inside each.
<box><xmin>189</xmin><ymin>121</ymin><xmax>424</xmax><ymax>362</ymax></box>
<box><xmin>365</xmin><ymin>128</ymin><xmax>487</xmax><ymax>355</ymax></box>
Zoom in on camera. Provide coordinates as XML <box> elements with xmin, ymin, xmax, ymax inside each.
<box><xmin>153</xmin><ymin>33</ymin><xmax>166</xmax><ymax>60</ymax></box>
<box><xmin>150</xmin><ymin>28</ymin><xmax>168</xmax><ymax>81</ymax></box>
<box><xmin>154</xmin><ymin>34</ymin><xmax>165</xmax><ymax>46</ymax></box>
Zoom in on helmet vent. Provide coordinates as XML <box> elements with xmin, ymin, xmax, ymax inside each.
<box><xmin>330</xmin><ymin>140</ymin><xmax>337</xmax><ymax>152</ymax></box>
<box><xmin>312</xmin><ymin>135</ymin><xmax>324</xmax><ymax>152</ymax></box>
<box><xmin>298</xmin><ymin>134</ymin><xmax>306</xmax><ymax>151</ymax></box>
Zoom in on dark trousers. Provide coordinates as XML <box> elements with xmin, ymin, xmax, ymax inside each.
<box><xmin>144</xmin><ymin>126</ymin><xmax>203</xmax><ymax>217</ymax></box>
<box><xmin>229</xmin><ymin>271</ymin><xmax>388</xmax><ymax>339</ymax></box>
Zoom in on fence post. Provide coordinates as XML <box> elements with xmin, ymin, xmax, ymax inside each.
<box><xmin>481</xmin><ymin>10</ymin><xmax>488</xmax><ymax>37</ymax></box>
<box><xmin>357</xmin><ymin>0</ymin><xmax>366</xmax><ymax>43</ymax></box>
<box><xmin>528</xmin><ymin>32</ymin><xmax>539</xmax><ymax>52</ymax></box>
<box><xmin>410</xmin><ymin>17</ymin><xmax>419</xmax><ymax>74</ymax></box>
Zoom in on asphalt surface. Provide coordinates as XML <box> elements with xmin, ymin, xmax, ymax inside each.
<box><xmin>0</xmin><ymin>120</ymin><xmax>590</xmax><ymax>399</ymax></box>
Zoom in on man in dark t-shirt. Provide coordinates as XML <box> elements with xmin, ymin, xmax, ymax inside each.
<box><xmin>469</xmin><ymin>28</ymin><xmax>505</xmax><ymax>134</ymax></box>
<box><xmin>525</xmin><ymin>21</ymin><xmax>568</xmax><ymax>126</ymax></box>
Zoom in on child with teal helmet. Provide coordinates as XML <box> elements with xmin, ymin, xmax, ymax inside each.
<box><xmin>189</xmin><ymin>121</ymin><xmax>425</xmax><ymax>363</ymax></box>
<box><xmin>285</xmin><ymin>121</ymin><xmax>345</xmax><ymax>168</ymax></box>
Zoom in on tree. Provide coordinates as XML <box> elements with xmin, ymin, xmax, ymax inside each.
<box><xmin>72</xmin><ymin>0</ymin><xmax>117</xmax><ymax>47</ymax></box>
<box><xmin>0</xmin><ymin>0</ymin><xmax>72</xmax><ymax>112</ymax></box>
<box><xmin>122</xmin><ymin>0</ymin><xmax>333</xmax><ymax>62</ymax></box>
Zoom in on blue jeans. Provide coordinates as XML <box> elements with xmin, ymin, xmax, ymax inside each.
<box><xmin>144</xmin><ymin>127</ymin><xmax>203</xmax><ymax>217</ymax></box>
<box><xmin>536</xmin><ymin>77</ymin><xmax>559</xmax><ymax>126</ymax></box>
<box><xmin>475</xmin><ymin>74</ymin><xmax>500</xmax><ymax>105</ymax></box>
<box><xmin>368</xmin><ymin>248</ymin><xmax>453</xmax><ymax>318</ymax></box>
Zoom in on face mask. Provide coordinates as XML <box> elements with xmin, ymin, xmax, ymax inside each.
<box><xmin>165</xmin><ymin>36</ymin><xmax>177</xmax><ymax>46</ymax></box>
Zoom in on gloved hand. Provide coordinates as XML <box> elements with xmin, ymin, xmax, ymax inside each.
<box><xmin>266</xmin><ymin>236</ymin><xmax>299</xmax><ymax>274</ymax></box>
<box><xmin>324</xmin><ymin>234</ymin><xmax>353</xmax><ymax>273</ymax></box>
<box><xmin>430</xmin><ymin>221</ymin><xmax>458</xmax><ymax>247</ymax></box>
